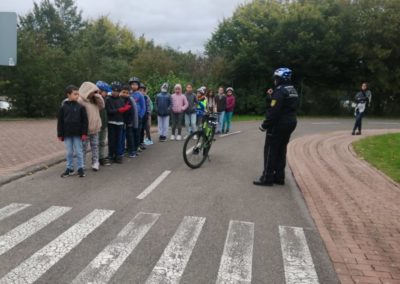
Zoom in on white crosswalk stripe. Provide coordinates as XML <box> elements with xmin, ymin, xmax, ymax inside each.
<box><xmin>0</xmin><ymin>203</ymin><xmax>322</xmax><ymax>283</ymax></box>
<box><xmin>72</xmin><ymin>212</ymin><xmax>160</xmax><ymax>284</ymax></box>
<box><xmin>145</xmin><ymin>216</ymin><xmax>206</xmax><ymax>284</ymax></box>
<box><xmin>279</xmin><ymin>226</ymin><xmax>319</xmax><ymax>284</ymax></box>
<box><xmin>0</xmin><ymin>206</ymin><xmax>71</xmax><ymax>256</ymax></box>
<box><xmin>0</xmin><ymin>209</ymin><xmax>114</xmax><ymax>284</ymax></box>
<box><xmin>0</xmin><ymin>203</ymin><xmax>31</xmax><ymax>222</ymax></box>
<box><xmin>136</xmin><ymin>170</ymin><xmax>172</xmax><ymax>200</ymax></box>
<box><xmin>216</xmin><ymin>220</ymin><xmax>254</xmax><ymax>284</ymax></box>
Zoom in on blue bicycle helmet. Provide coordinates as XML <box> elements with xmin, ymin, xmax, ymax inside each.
<box><xmin>96</xmin><ymin>81</ymin><xmax>112</xmax><ymax>93</ymax></box>
<box><xmin>273</xmin><ymin>68</ymin><xmax>292</xmax><ymax>82</ymax></box>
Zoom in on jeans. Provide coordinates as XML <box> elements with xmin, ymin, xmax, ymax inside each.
<box><xmin>222</xmin><ymin>111</ymin><xmax>233</xmax><ymax>132</ymax></box>
<box><xmin>99</xmin><ymin>127</ymin><xmax>108</xmax><ymax>160</ymax></box>
<box><xmin>171</xmin><ymin>112</ymin><xmax>184</xmax><ymax>135</ymax></box>
<box><xmin>145</xmin><ymin>114</ymin><xmax>152</xmax><ymax>140</ymax></box>
<box><xmin>64</xmin><ymin>136</ymin><xmax>84</xmax><ymax>170</ymax></box>
<box><xmin>119</xmin><ymin>126</ymin><xmax>135</xmax><ymax>155</ymax></box>
<box><xmin>158</xmin><ymin>116</ymin><xmax>169</xmax><ymax>137</ymax></box>
<box><xmin>108</xmin><ymin>124</ymin><xmax>123</xmax><ymax>160</ymax></box>
<box><xmin>217</xmin><ymin>111</ymin><xmax>225</xmax><ymax>133</ymax></box>
<box><xmin>140</xmin><ymin>114</ymin><xmax>148</xmax><ymax>144</ymax></box>
<box><xmin>82</xmin><ymin>133</ymin><xmax>99</xmax><ymax>167</ymax></box>
<box><xmin>185</xmin><ymin>113</ymin><xmax>197</xmax><ymax>135</ymax></box>
<box><xmin>353</xmin><ymin>110</ymin><xmax>364</xmax><ymax>133</ymax></box>
<box><xmin>135</xmin><ymin>117</ymin><xmax>143</xmax><ymax>150</ymax></box>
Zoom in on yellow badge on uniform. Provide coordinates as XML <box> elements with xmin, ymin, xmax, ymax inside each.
<box><xmin>271</xmin><ymin>100</ymin><xmax>277</xmax><ymax>107</ymax></box>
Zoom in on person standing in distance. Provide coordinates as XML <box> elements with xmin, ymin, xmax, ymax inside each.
<box><xmin>254</xmin><ymin>68</ymin><xmax>299</xmax><ymax>186</ymax></box>
<box><xmin>352</xmin><ymin>82</ymin><xmax>372</xmax><ymax>135</ymax></box>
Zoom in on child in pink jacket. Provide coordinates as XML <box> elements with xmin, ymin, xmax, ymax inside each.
<box><xmin>170</xmin><ymin>84</ymin><xmax>189</xmax><ymax>141</ymax></box>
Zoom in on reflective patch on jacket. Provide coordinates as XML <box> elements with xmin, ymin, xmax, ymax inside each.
<box><xmin>284</xmin><ymin>86</ymin><xmax>299</xmax><ymax>98</ymax></box>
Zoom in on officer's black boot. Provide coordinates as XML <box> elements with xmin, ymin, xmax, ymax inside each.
<box><xmin>274</xmin><ymin>172</ymin><xmax>285</xmax><ymax>185</ymax></box>
<box><xmin>253</xmin><ymin>175</ymin><xmax>273</xmax><ymax>186</ymax></box>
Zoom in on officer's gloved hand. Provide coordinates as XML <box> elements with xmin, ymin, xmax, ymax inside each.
<box><xmin>259</xmin><ymin>125</ymin><xmax>267</xmax><ymax>132</ymax></box>
<box><xmin>259</xmin><ymin>120</ymin><xmax>269</xmax><ymax>132</ymax></box>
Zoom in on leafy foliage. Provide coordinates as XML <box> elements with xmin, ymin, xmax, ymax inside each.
<box><xmin>0</xmin><ymin>0</ymin><xmax>211</xmax><ymax>117</ymax></box>
<box><xmin>1</xmin><ymin>0</ymin><xmax>400</xmax><ymax>117</ymax></box>
<box><xmin>207</xmin><ymin>0</ymin><xmax>400</xmax><ymax>116</ymax></box>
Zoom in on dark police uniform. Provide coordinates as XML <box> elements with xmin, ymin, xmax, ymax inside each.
<box><xmin>258</xmin><ymin>83</ymin><xmax>299</xmax><ymax>185</ymax></box>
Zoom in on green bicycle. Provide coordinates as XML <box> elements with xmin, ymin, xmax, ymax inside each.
<box><xmin>183</xmin><ymin>113</ymin><xmax>218</xmax><ymax>169</ymax></box>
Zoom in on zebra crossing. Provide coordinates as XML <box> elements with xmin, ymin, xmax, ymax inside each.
<box><xmin>0</xmin><ymin>203</ymin><xmax>320</xmax><ymax>283</ymax></box>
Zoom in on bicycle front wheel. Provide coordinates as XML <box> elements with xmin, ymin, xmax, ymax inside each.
<box><xmin>183</xmin><ymin>131</ymin><xmax>208</xmax><ymax>169</ymax></box>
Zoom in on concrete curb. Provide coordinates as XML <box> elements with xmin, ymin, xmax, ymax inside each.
<box><xmin>0</xmin><ymin>128</ymin><xmax>160</xmax><ymax>187</ymax></box>
<box><xmin>0</xmin><ymin>154</ymin><xmax>65</xmax><ymax>187</ymax></box>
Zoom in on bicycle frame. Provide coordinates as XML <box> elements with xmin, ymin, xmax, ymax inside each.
<box><xmin>201</xmin><ymin>113</ymin><xmax>218</xmax><ymax>148</ymax></box>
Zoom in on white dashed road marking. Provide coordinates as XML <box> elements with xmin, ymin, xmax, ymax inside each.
<box><xmin>0</xmin><ymin>203</ymin><xmax>31</xmax><ymax>222</ymax></box>
<box><xmin>72</xmin><ymin>212</ymin><xmax>160</xmax><ymax>284</ymax></box>
<box><xmin>136</xmin><ymin>170</ymin><xmax>171</xmax><ymax>200</ymax></box>
<box><xmin>219</xmin><ymin>131</ymin><xmax>242</xmax><ymax>138</ymax></box>
<box><xmin>0</xmin><ymin>206</ymin><xmax>71</xmax><ymax>256</ymax></box>
<box><xmin>0</xmin><ymin>209</ymin><xmax>114</xmax><ymax>284</ymax></box>
<box><xmin>216</xmin><ymin>220</ymin><xmax>254</xmax><ymax>284</ymax></box>
<box><xmin>145</xmin><ymin>216</ymin><xmax>206</xmax><ymax>284</ymax></box>
<box><xmin>279</xmin><ymin>226</ymin><xmax>319</xmax><ymax>284</ymax></box>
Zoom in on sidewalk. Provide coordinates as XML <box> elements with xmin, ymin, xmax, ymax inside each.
<box><xmin>288</xmin><ymin>129</ymin><xmax>400</xmax><ymax>284</ymax></box>
<box><xmin>0</xmin><ymin>119</ymin><xmax>158</xmax><ymax>185</ymax></box>
<box><xmin>0</xmin><ymin>120</ymin><xmax>65</xmax><ymax>184</ymax></box>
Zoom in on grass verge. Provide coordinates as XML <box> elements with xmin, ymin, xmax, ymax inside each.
<box><xmin>353</xmin><ymin>133</ymin><xmax>400</xmax><ymax>183</ymax></box>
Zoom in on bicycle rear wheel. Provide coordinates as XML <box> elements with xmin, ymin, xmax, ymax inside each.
<box><xmin>183</xmin><ymin>131</ymin><xmax>208</xmax><ymax>169</ymax></box>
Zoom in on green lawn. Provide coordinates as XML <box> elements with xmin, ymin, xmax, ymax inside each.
<box><xmin>353</xmin><ymin>133</ymin><xmax>400</xmax><ymax>183</ymax></box>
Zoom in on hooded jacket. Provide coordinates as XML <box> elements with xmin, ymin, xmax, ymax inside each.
<box><xmin>78</xmin><ymin>82</ymin><xmax>104</xmax><ymax>134</ymax></box>
<box><xmin>171</xmin><ymin>92</ymin><xmax>189</xmax><ymax>113</ymax></box>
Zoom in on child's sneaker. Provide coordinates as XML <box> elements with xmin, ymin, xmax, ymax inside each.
<box><xmin>115</xmin><ymin>156</ymin><xmax>123</xmax><ymax>164</ymax></box>
<box><xmin>170</xmin><ymin>135</ymin><xmax>175</xmax><ymax>140</ymax></box>
<box><xmin>78</xmin><ymin>168</ymin><xmax>86</xmax><ymax>177</ymax></box>
<box><xmin>176</xmin><ymin>135</ymin><xmax>182</xmax><ymax>141</ymax></box>
<box><xmin>92</xmin><ymin>161</ymin><xmax>99</xmax><ymax>171</ymax></box>
<box><xmin>61</xmin><ymin>168</ymin><xmax>74</xmax><ymax>178</ymax></box>
<box><xmin>129</xmin><ymin>152</ymin><xmax>137</xmax><ymax>158</ymax></box>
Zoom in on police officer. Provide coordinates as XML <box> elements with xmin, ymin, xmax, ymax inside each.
<box><xmin>254</xmin><ymin>68</ymin><xmax>299</xmax><ymax>186</ymax></box>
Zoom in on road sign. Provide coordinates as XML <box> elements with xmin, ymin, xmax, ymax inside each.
<box><xmin>0</xmin><ymin>12</ymin><xmax>17</xmax><ymax>66</ymax></box>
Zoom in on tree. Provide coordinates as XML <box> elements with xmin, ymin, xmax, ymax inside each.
<box><xmin>206</xmin><ymin>0</ymin><xmax>400</xmax><ymax>116</ymax></box>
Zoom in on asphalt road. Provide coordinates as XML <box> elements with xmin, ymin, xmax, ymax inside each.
<box><xmin>0</xmin><ymin>118</ymin><xmax>399</xmax><ymax>284</ymax></box>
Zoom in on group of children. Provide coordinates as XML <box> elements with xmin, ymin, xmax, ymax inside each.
<box><xmin>156</xmin><ymin>83</ymin><xmax>236</xmax><ymax>141</ymax></box>
<box><xmin>57</xmin><ymin>78</ymin><xmax>236</xmax><ymax>177</ymax></box>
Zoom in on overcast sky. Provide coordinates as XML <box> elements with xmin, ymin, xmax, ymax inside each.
<box><xmin>1</xmin><ymin>0</ymin><xmax>249</xmax><ymax>53</ymax></box>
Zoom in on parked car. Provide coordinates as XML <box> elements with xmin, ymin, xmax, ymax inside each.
<box><xmin>0</xmin><ymin>100</ymin><xmax>12</xmax><ymax>111</ymax></box>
